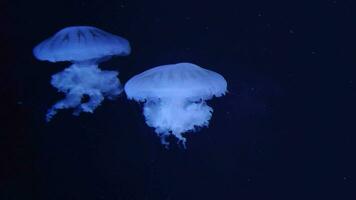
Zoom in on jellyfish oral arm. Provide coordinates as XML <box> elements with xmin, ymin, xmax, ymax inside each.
<box><xmin>46</xmin><ymin>64</ymin><xmax>122</xmax><ymax>121</ymax></box>
<box><xmin>143</xmin><ymin>97</ymin><xmax>213</xmax><ymax>147</ymax></box>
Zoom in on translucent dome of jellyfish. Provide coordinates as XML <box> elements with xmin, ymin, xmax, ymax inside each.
<box><xmin>33</xmin><ymin>26</ymin><xmax>131</xmax><ymax>121</ymax></box>
<box><xmin>125</xmin><ymin>62</ymin><xmax>227</xmax><ymax>147</ymax></box>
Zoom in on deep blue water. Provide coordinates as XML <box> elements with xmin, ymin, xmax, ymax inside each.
<box><xmin>1</xmin><ymin>0</ymin><xmax>355</xmax><ymax>199</ymax></box>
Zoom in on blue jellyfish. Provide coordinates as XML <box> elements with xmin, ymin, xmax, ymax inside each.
<box><xmin>33</xmin><ymin>26</ymin><xmax>131</xmax><ymax>121</ymax></box>
<box><xmin>125</xmin><ymin>63</ymin><xmax>227</xmax><ymax>147</ymax></box>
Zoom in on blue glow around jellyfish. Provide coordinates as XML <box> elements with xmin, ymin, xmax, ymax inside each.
<box><xmin>33</xmin><ymin>26</ymin><xmax>131</xmax><ymax>121</ymax></box>
<box><xmin>125</xmin><ymin>63</ymin><xmax>227</xmax><ymax>147</ymax></box>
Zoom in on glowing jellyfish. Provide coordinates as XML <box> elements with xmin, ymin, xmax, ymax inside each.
<box><xmin>125</xmin><ymin>62</ymin><xmax>227</xmax><ymax>147</ymax></box>
<box><xmin>33</xmin><ymin>26</ymin><xmax>131</xmax><ymax>121</ymax></box>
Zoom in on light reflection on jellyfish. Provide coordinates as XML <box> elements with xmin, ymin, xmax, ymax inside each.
<box><xmin>125</xmin><ymin>63</ymin><xmax>227</xmax><ymax>147</ymax></box>
<box><xmin>33</xmin><ymin>26</ymin><xmax>131</xmax><ymax>121</ymax></box>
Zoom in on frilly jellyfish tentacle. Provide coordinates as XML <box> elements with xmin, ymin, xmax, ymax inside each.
<box><xmin>45</xmin><ymin>64</ymin><xmax>121</xmax><ymax>121</ymax></box>
<box><xmin>101</xmin><ymin>71</ymin><xmax>123</xmax><ymax>100</ymax></box>
<box><xmin>78</xmin><ymin>90</ymin><xmax>104</xmax><ymax>113</ymax></box>
<box><xmin>172</xmin><ymin>131</ymin><xmax>187</xmax><ymax>149</ymax></box>
<box><xmin>157</xmin><ymin>132</ymin><xmax>170</xmax><ymax>149</ymax></box>
<box><xmin>46</xmin><ymin>90</ymin><xmax>83</xmax><ymax>122</ymax></box>
<box><xmin>143</xmin><ymin>97</ymin><xmax>213</xmax><ymax>147</ymax></box>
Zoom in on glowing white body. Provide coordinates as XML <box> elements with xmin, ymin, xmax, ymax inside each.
<box><xmin>33</xmin><ymin>26</ymin><xmax>130</xmax><ymax>121</ymax></box>
<box><xmin>125</xmin><ymin>63</ymin><xmax>227</xmax><ymax>147</ymax></box>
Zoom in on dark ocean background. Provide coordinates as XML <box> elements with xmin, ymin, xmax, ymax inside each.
<box><xmin>1</xmin><ymin>0</ymin><xmax>355</xmax><ymax>199</ymax></box>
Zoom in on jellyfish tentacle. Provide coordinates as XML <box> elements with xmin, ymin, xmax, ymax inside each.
<box><xmin>173</xmin><ymin>131</ymin><xmax>187</xmax><ymax>148</ymax></box>
<box><xmin>45</xmin><ymin>63</ymin><xmax>122</xmax><ymax>121</ymax></box>
<box><xmin>79</xmin><ymin>90</ymin><xmax>104</xmax><ymax>113</ymax></box>
<box><xmin>159</xmin><ymin>133</ymin><xmax>170</xmax><ymax>149</ymax></box>
<box><xmin>46</xmin><ymin>90</ymin><xmax>82</xmax><ymax>121</ymax></box>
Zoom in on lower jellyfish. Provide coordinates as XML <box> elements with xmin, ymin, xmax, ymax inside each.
<box><xmin>125</xmin><ymin>63</ymin><xmax>227</xmax><ymax>147</ymax></box>
<box><xmin>33</xmin><ymin>26</ymin><xmax>131</xmax><ymax>121</ymax></box>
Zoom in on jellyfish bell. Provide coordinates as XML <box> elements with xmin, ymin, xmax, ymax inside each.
<box><xmin>33</xmin><ymin>26</ymin><xmax>131</xmax><ymax>121</ymax></box>
<box><xmin>33</xmin><ymin>26</ymin><xmax>130</xmax><ymax>63</ymax></box>
<box><xmin>125</xmin><ymin>62</ymin><xmax>227</xmax><ymax>147</ymax></box>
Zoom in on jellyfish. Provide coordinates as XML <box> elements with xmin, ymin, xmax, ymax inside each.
<box><xmin>33</xmin><ymin>26</ymin><xmax>131</xmax><ymax>121</ymax></box>
<box><xmin>125</xmin><ymin>62</ymin><xmax>227</xmax><ymax>147</ymax></box>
